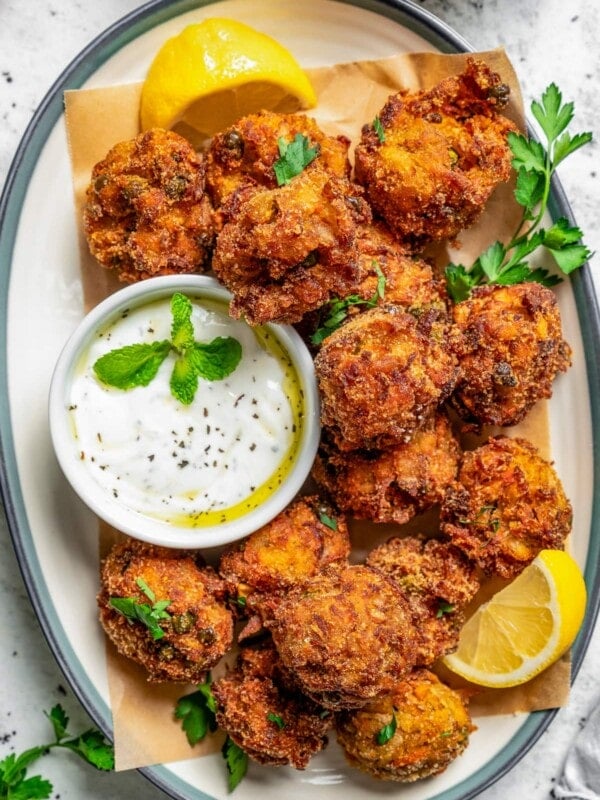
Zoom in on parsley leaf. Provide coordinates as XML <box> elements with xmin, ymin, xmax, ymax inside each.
<box><xmin>175</xmin><ymin>676</ymin><xmax>218</xmax><ymax>747</ymax></box>
<box><xmin>222</xmin><ymin>736</ymin><xmax>248</xmax><ymax>792</ymax></box>
<box><xmin>266</xmin><ymin>712</ymin><xmax>285</xmax><ymax>729</ymax></box>
<box><xmin>373</xmin><ymin>116</ymin><xmax>386</xmax><ymax>143</ymax></box>
<box><xmin>109</xmin><ymin>579</ymin><xmax>172</xmax><ymax>641</ymax></box>
<box><xmin>436</xmin><ymin>601</ymin><xmax>456</xmax><ymax>619</ymax></box>
<box><xmin>93</xmin><ymin>293</ymin><xmax>242</xmax><ymax>405</ymax></box>
<box><xmin>318</xmin><ymin>512</ymin><xmax>338</xmax><ymax>531</ymax></box>
<box><xmin>376</xmin><ymin>711</ymin><xmax>397</xmax><ymax>745</ymax></box>
<box><xmin>0</xmin><ymin>704</ymin><xmax>114</xmax><ymax>800</ymax></box>
<box><xmin>445</xmin><ymin>85</ymin><xmax>593</xmax><ymax>301</ymax></box>
<box><xmin>273</xmin><ymin>133</ymin><xmax>319</xmax><ymax>186</ymax></box>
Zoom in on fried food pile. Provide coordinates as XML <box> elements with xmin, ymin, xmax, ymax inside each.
<box><xmin>89</xmin><ymin>57</ymin><xmax>575</xmax><ymax>785</ymax></box>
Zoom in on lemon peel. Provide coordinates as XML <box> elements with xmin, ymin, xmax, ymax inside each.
<box><xmin>443</xmin><ymin>549</ymin><xmax>586</xmax><ymax>688</ymax></box>
<box><xmin>140</xmin><ymin>19</ymin><xmax>317</xmax><ymax>138</ymax></box>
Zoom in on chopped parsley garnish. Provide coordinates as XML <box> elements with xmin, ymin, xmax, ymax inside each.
<box><xmin>109</xmin><ymin>576</ymin><xmax>172</xmax><ymax>641</ymax></box>
<box><xmin>0</xmin><ymin>704</ymin><xmax>114</xmax><ymax>800</ymax></box>
<box><xmin>318</xmin><ymin>511</ymin><xmax>338</xmax><ymax>531</ymax></box>
<box><xmin>93</xmin><ymin>292</ymin><xmax>242</xmax><ymax>405</ymax></box>
<box><xmin>436</xmin><ymin>601</ymin><xmax>456</xmax><ymax>619</ymax></box>
<box><xmin>273</xmin><ymin>133</ymin><xmax>319</xmax><ymax>185</ymax></box>
<box><xmin>266</xmin><ymin>712</ymin><xmax>285</xmax><ymax>729</ymax></box>
<box><xmin>373</xmin><ymin>115</ymin><xmax>386</xmax><ymax>143</ymax></box>
<box><xmin>376</xmin><ymin>711</ymin><xmax>397</xmax><ymax>745</ymax></box>
<box><xmin>446</xmin><ymin>84</ymin><xmax>593</xmax><ymax>302</ymax></box>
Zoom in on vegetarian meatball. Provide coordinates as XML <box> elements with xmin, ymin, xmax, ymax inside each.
<box><xmin>335</xmin><ymin>669</ymin><xmax>473</xmax><ymax>782</ymax></box>
<box><xmin>83</xmin><ymin>128</ymin><xmax>215</xmax><ymax>282</ymax></box>
<box><xmin>354</xmin><ymin>58</ymin><xmax>516</xmax><ymax>247</ymax></box>
<box><xmin>263</xmin><ymin>564</ymin><xmax>418</xmax><ymax>710</ymax></box>
<box><xmin>212</xmin><ymin>641</ymin><xmax>331</xmax><ymax>768</ymax></box>
<box><xmin>98</xmin><ymin>539</ymin><xmax>233</xmax><ymax>682</ymax></box>
<box><xmin>312</xmin><ymin>412</ymin><xmax>461</xmax><ymax>525</ymax></box>
<box><xmin>212</xmin><ymin>166</ymin><xmax>371</xmax><ymax>325</ymax></box>
<box><xmin>205</xmin><ymin>110</ymin><xmax>351</xmax><ymax>207</ymax></box>
<box><xmin>451</xmin><ymin>281</ymin><xmax>572</xmax><ymax>427</ymax></box>
<box><xmin>314</xmin><ymin>305</ymin><xmax>459</xmax><ymax>451</ymax></box>
<box><xmin>441</xmin><ymin>435</ymin><xmax>572</xmax><ymax>578</ymax></box>
<box><xmin>366</xmin><ymin>535</ymin><xmax>480</xmax><ymax>665</ymax></box>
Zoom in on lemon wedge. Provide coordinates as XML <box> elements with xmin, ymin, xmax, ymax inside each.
<box><xmin>443</xmin><ymin>549</ymin><xmax>586</xmax><ymax>688</ymax></box>
<box><xmin>140</xmin><ymin>19</ymin><xmax>317</xmax><ymax>139</ymax></box>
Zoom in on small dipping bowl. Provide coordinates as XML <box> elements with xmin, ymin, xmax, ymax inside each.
<box><xmin>49</xmin><ymin>275</ymin><xmax>320</xmax><ymax>548</ymax></box>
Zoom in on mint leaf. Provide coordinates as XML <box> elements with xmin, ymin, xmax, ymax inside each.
<box><xmin>222</xmin><ymin>736</ymin><xmax>248</xmax><ymax>792</ymax></box>
<box><xmin>274</xmin><ymin>134</ymin><xmax>319</xmax><ymax>186</ymax></box>
<box><xmin>93</xmin><ymin>340</ymin><xmax>171</xmax><ymax>390</ymax></box>
<box><xmin>170</xmin><ymin>353</ymin><xmax>199</xmax><ymax>405</ymax></box>
<box><xmin>189</xmin><ymin>337</ymin><xmax>242</xmax><ymax>382</ymax></box>
<box><xmin>175</xmin><ymin>677</ymin><xmax>218</xmax><ymax>747</ymax></box>
<box><xmin>171</xmin><ymin>292</ymin><xmax>195</xmax><ymax>351</ymax></box>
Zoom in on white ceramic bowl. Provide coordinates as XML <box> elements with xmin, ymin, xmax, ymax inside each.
<box><xmin>49</xmin><ymin>274</ymin><xmax>320</xmax><ymax>549</ymax></box>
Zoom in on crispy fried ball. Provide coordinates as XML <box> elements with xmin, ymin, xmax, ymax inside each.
<box><xmin>212</xmin><ymin>642</ymin><xmax>331</xmax><ymax>768</ymax></box>
<box><xmin>212</xmin><ymin>167</ymin><xmax>371</xmax><ymax>325</ymax></box>
<box><xmin>335</xmin><ymin>669</ymin><xmax>473</xmax><ymax>782</ymax></box>
<box><xmin>366</xmin><ymin>535</ymin><xmax>480</xmax><ymax>665</ymax></box>
<box><xmin>312</xmin><ymin>412</ymin><xmax>460</xmax><ymax>525</ymax></box>
<box><xmin>219</xmin><ymin>496</ymin><xmax>350</xmax><ymax>599</ymax></box>
<box><xmin>354</xmin><ymin>59</ymin><xmax>516</xmax><ymax>247</ymax></box>
<box><xmin>97</xmin><ymin>539</ymin><xmax>233</xmax><ymax>682</ymax></box>
<box><xmin>206</xmin><ymin>110</ymin><xmax>351</xmax><ymax>207</ymax></box>
<box><xmin>263</xmin><ymin>565</ymin><xmax>418</xmax><ymax>710</ymax></box>
<box><xmin>314</xmin><ymin>305</ymin><xmax>459</xmax><ymax>451</ymax></box>
<box><xmin>441</xmin><ymin>436</ymin><xmax>572</xmax><ymax>578</ymax></box>
<box><xmin>83</xmin><ymin>129</ymin><xmax>215</xmax><ymax>282</ymax></box>
<box><xmin>450</xmin><ymin>282</ymin><xmax>572</xmax><ymax>427</ymax></box>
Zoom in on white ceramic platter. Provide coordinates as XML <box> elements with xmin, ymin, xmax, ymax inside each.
<box><xmin>1</xmin><ymin>1</ymin><xmax>599</xmax><ymax>799</ymax></box>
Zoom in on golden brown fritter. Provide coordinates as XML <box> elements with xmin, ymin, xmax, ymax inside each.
<box><xmin>205</xmin><ymin>110</ymin><xmax>351</xmax><ymax>207</ymax></box>
<box><xmin>335</xmin><ymin>669</ymin><xmax>473</xmax><ymax>782</ymax></box>
<box><xmin>219</xmin><ymin>495</ymin><xmax>350</xmax><ymax>600</ymax></box>
<box><xmin>441</xmin><ymin>436</ymin><xmax>572</xmax><ymax>578</ymax></box>
<box><xmin>212</xmin><ymin>167</ymin><xmax>371</xmax><ymax>325</ymax></box>
<box><xmin>312</xmin><ymin>412</ymin><xmax>460</xmax><ymax>525</ymax></box>
<box><xmin>366</xmin><ymin>535</ymin><xmax>480</xmax><ymax>665</ymax></box>
<box><xmin>450</xmin><ymin>281</ymin><xmax>572</xmax><ymax>427</ymax></box>
<box><xmin>314</xmin><ymin>305</ymin><xmax>459</xmax><ymax>451</ymax></box>
<box><xmin>212</xmin><ymin>642</ymin><xmax>331</xmax><ymax>768</ymax></box>
<box><xmin>83</xmin><ymin>128</ymin><xmax>215</xmax><ymax>282</ymax></box>
<box><xmin>97</xmin><ymin>539</ymin><xmax>233</xmax><ymax>682</ymax></box>
<box><xmin>263</xmin><ymin>564</ymin><xmax>418</xmax><ymax>710</ymax></box>
<box><xmin>354</xmin><ymin>59</ymin><xmax>517</xmax><ymax>247</ymax></box>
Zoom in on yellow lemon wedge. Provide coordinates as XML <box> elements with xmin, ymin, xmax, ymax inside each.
<box><xmin>139</xmin><ymin>18</ymin><xmax>317</xmax><ymax>139</ymax></box>
<box><xmin>443</xmin><ymin>549</ymin><xmax>586</xmax><ymax>688</ymax></box>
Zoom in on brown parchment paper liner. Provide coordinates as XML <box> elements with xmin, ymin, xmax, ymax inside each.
<box><xmin>64</xmin><ymin>48</ymin><xmax>570</xmax><ymax>772</ymax></box>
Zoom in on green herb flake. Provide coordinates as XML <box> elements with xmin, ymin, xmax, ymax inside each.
<box><xmin>109</xmin><ymin>581</ymin><xmax>171</xmax><ymax>641</ymax></box>
<box><xmin>376</xmin><ymin>711</ymin><xmax>397</xmax><ymax>745</ymax></box>
<box><xmin>436</xmin><ymin>601</ymin><xmax>456</xmax><ymax>619</ymax></box>
<box><xmin>373</xmin><ymin>116</ymin><xmax>386</xmax><ymax>143</ymax></box>
<box><xmin>222</xmin><ymin>736</ymin><xmax>248</xmax><ymax>792</ymax></box>
<box><xmin>175</xmin><ymin>676</ymin><xmax>218</xmax><ymax>747</ymax></box>
<box><xmin>266</xmin><ymin>712</ymin><xmax>285</xmax><ymax>729</ymax></box>
<box><xmin>318</xmin><ymin>512</ymin><xmax>338</xmax><ymax>531</ymax></box>
<box><xmin>273</xmin><ymin>133</ymin><xmax>319</xmax><ymax>186</ymax></box>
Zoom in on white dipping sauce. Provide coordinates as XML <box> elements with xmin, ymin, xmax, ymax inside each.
<box><xmin>68</xmin><ymin>296</ymin><xmax>302</xmax><ymax>526</ymax></box>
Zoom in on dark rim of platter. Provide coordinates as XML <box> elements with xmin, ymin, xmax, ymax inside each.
<box><xmin>0</xmin><ymin>1</ymin><xmax>598</xmax><ymax>799</ymax></box>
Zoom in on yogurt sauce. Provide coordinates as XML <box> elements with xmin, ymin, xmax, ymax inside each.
<box><xmin>68</xmin><ymin>295</ymin><xmax>303</xmax><ymax>527</ymax></box>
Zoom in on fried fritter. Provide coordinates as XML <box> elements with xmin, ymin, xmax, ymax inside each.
<box><xmin>263</xmin><ymin>564</ymin><xmax>418</xmax><ymax>710</ymax></box>
<box><xmin>314</xmin><ymin>305</ymin><xmax>459</xmax><ymax>451</ymax></box>
<box><xmin>335</xmin><ymin>669</ymin><xmax>473</xmax><ymax>782</ymax></box>
<box><xmin>354</xmin><ymin>59</ymin><xmax>516</xmax><ymax>247</ymax></box>
<box><xmin>450</xmin><ymin>282</ymin><xmax>572</xmax><ymax>427</ymax></box>
<box><xmin>219</xmin><ymin>495</ymin><xmax>350</xmax><ymax>600</ymax></box>
<box><xmin>83</xmin><ymin>128</ymin><xmax>215</xmax><ymax>282</ymax></box>
<box><xmin>312</xmin><ymin>412</ymin><xmax>460</xmax><ymax>525</ymax></box>
<box><xmin>98</xmin><ymin>539</ymin><xmax>233</xmax><ymax>682</ymax></box>
<box><xmin>212</xmin><ymin>167</ymin><xmax>371</xmax><ymax>325</ymax></box>
<box><xmin>212</xmin><ymin>642</ymin><xmax>331</xmax><ymax>768</ymax></box>
<box><xmin>366</xmin><ymin>535</ymin><xmax>480</xmax><ymax>665</ymax></box>
<box><xmin>206</xmin><ymin>110</ymin><xmax>351</xmax><ymax>207</ymax></box>
<box><xmin>441</xmin><ymin>436</ymin><xmax>572</xmax><ymax>578</ymax></box>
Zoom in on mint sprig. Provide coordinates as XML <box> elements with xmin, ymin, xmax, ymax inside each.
<box><xmin>273</xmin><ymin>133</ymin><xmax>319</xmax><ymax>186</ymax></box>
<box><xmin>445</xmin><ymin>84</ymin><xmax>593</xmax><ymax>302</ymax></box>
<box><xmin>0</xmin><ymin>704</ymin><xmax>114</xmax><ymax>799</ymax></box>
<box><xmin>93</xmin><ymin>293</ymin><xmax>242</xmax><ymax>405</ymax></box>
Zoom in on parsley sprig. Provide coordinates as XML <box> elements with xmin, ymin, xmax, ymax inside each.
<box><xmin>446</xmin><ymin>84</ymin><xmax>593</xmax><ymax>302</ymax></box>
<box><xmin>273</xmin><ymin>133</ymin><xmax>319</xmax><ymax>185</ymax></box>
<box><xmin>109</xmin><ymin>576</ymin><xmax>172</xmax><ymax>641</ymax></box>
<box><xmin>93</xmin><ymin>293</ymin><xmax>242</xmax><ymax>405</ymax></box>
<box><xmin>175</xmin><ymin>676</ymin><xmax>249</xmax><ymax>792</ymax></box>
<box><xmin>0</xmin><ymin>704</ymin><xmax>114</xmax><ymax>800</ymax></box>
<box><xmin>310</xmin><ymin>263</ymin><xmax>386</xmax><ymax>344</ymax></box>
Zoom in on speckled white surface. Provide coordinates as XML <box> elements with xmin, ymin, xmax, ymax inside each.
<box><xmin>0</xmin><ymin>1</ymin><xmax>599</xmax><ymax>799</ymax></box>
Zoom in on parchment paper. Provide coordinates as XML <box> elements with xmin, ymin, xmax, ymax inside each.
<box><xmin>64</xmin><ymin>48</ymin><xmax>569</xmax><ymax>771</ymax></box>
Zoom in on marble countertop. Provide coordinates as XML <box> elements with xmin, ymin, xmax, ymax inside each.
<box><xmin>0</xmin><ymin>1</ymin><xmax>598</xmax><ymax>798</ymax></box>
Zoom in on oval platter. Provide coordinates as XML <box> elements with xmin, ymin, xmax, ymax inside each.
<box><xmin>0</xmin><ymin>1</ymin><xmax>599</xmax><ymax>799</ymax></box>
